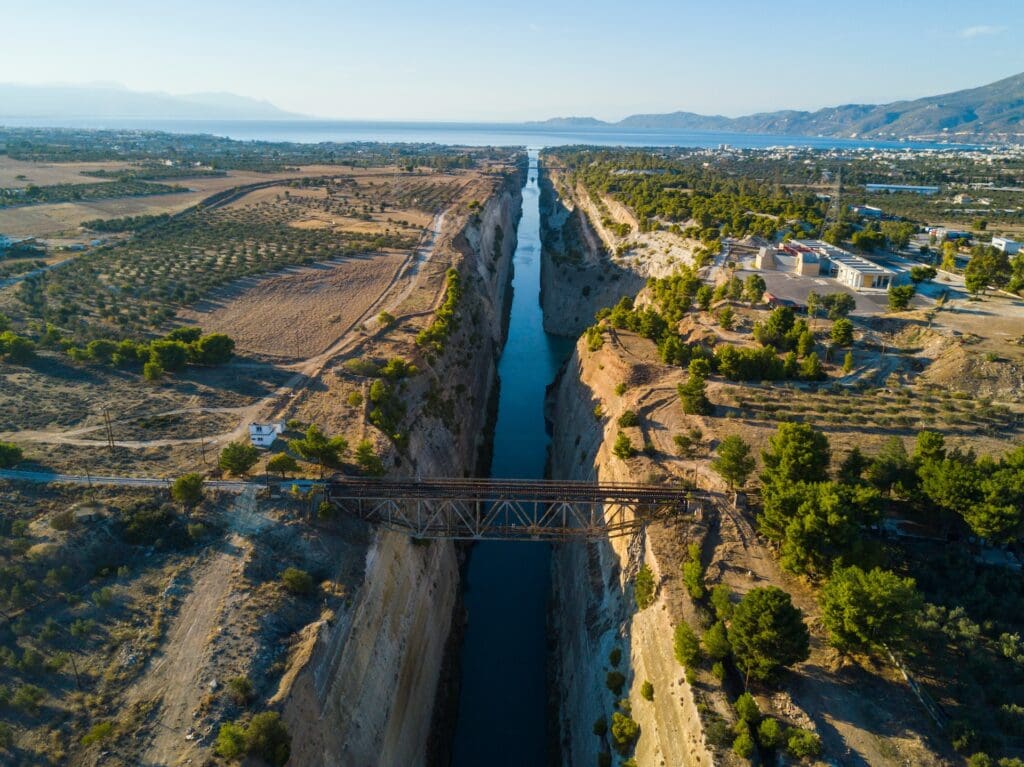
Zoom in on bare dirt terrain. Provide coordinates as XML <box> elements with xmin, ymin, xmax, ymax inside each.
<box><xmin>0</xmin><ymin>164</ymin><xmax>389</xmax><ymax>238</ymax></box>
<box><xmin>177</xmin><ymin>252</ymin><xmax>407</xmax><ymax>360</ymax></box>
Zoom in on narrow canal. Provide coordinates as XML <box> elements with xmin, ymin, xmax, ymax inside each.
<box><xmin>450</xmin><ymin>150</ymin><xmax>574</xmax><ymax>765</ymax></box>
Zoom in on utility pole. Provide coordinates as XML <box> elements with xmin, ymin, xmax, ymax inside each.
<box><xmin>101</xmin><ymin>406</ymin><xmax>115</xmax><ymax>450</ymax></box>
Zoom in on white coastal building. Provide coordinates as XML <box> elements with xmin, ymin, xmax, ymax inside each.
<box><xmin>249</xmin><ymin>422</ymin><xmax>285</xmax><ymax>448</ymax></box>
<box><xmin>992</xmin><ymin>237</ymin><xmax>1021</xmax><ymax>255</ymax></box>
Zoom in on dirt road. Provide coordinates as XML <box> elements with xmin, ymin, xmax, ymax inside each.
<box><xmin>125</xmin><ymin>487</ymin><xmax>264</xmax><ymax>765</ymax></box>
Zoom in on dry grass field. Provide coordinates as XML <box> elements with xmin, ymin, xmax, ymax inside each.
<box><xmin>0</xmin><ymin>157</ymin><xmax>131</xmax><ymax>187</ymax></box>
<box><xmin>176</xmin><ymin>252</ymin><xmax>407</xmax><ymax>359</ymax></box>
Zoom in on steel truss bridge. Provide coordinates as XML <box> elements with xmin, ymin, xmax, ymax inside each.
<box><xmin>325</xmin><ymin>477</ymin><xmax>701</xmax><ymax>541</ymax></box>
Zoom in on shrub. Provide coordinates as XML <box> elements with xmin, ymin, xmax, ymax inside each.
<box><xmin>732</xmin><ymin>726</ymin><xmax>756</xmax><ymax>759</ymax></box>
<box><xmin>0</xmin><ymin>441</ymin><xmax>24</xmax><ymax>468</ymax></box>
<box><xmin>171</xmin><ymin>473</ymin><xmax>205</xmax><ymax>508</ymax></box>
<box><xmin>634</xmin><ymin>564</ymin><xmax>655</xmax><ymax>610</ymax></box>
<box><xmin>710</xmin><ymin>583</ymin><xmax>733</xmax><ymax>621</ymax></box>
<box><xmin>593</xmin><ymin>716</ymin><xmax>607</xmax><ymax>736</ymax></box>
<box><xmin>82</xmin><ymin>721</ymin><xmax>114</xmax><ymax>746</ymax></box>
<box><xmin>888</xmin><ymin>284</ymin><xmax>916</xmax><ymax>311</ymax></box>
<box><xmin>347</xmin><ymin>391</ymin><xmax>364</xmax><ymax>407</ymax></box>
<box><xmin>245</xmin><ymin>711</ymin><xmax>291</xmax><ymax>766</ymax></box>
<box><xmin>143</xmin><ymin>360</ymin><xmax>164</xmax><ymax>381</ymax></box>
<box><xmin>281</xmin><ymin>567</ymin><xmax>314</xmax><ymax>595</ymax></box>
<box><xmin>149</xmin><ymin>339</ymin><xmax>190</xmax><ymax>371</ymax></box>
<box><xmin>216</xmin><ymin>712</ymin><xmax>291</xmax><ymax>766</ymax></box>
<box><xmin>735</xmin><ymin>692</ymin><xmax>760</xmax><ymax>724</ymax></box>
<box><xmin>673</xmin><ymin>621</ymin><xmax>701</xmax><ymax>668</ymax></box>
<box><xmin>617</xmin><ymin>410</ymin><xmax>639</xmax><ymax>427</ymax></box>
<box><xmin>612</xmin><ymin>432</ymin><xmax>636</xmax><ymax>460</ymax></box>
<box><xmin>0</xmin><ymin>722</ymin><xmax>12</xmax><ymax>750</ymax></box>
<box><xmin>49</xmin><ymin>509</ymin><xmax>76</xmax><ymax>531</ymax></box>
<box><xmin>757</xmin><ymin>717</ymin><xmax>785</xmax><ymax>749</ymax></box>
<box><xmin>785</xmin><ymin>727</ymin><xmax>821</xmax><ymax>759</ymax></box>
<box><xmin>190</xmin><ymin>333</ymin><xmax>235</xmax><ymax>365</ymax></box>
<box><xmin>641</xmin><ymin>680</ymin><xmax>654</xmax><ymax>701</ymax></box>
<box><xmin>214</xmin><ymin>721</ymin><xmax>247</xmax><ymax>759</ymax></box>
<box><xmin>354</xmin><ymin>439</ymin><xmax>385</xmax><ymax>476</ymax></box>
<box><xmin>605</xmin><ymin>671</ymin><xmax>625</xmax><ymax>695</ymax></box>
<box><xmin>226</xmin><ymin>676</ymin><xmax>254</xmax><ymax>706</ymax></box>
<box><xmin>682</xmin><ymin>559</ymin><xmax>704</xmax><ymax>600</ymax></box>
<box><xmin>610</xmin><ymin>711</ymin><xmax>640</xmax><ymax>755</ymax></box>
<box><xmin>703</xmin><ymin>621</ymin><xmax>731</xmax><ymax>661</ymax></box>
<box><xmin>12</xmin><ymin>683</ymin><xmax>45</xmax><ymax>714</ymax></box>
<box><xmin>266</xmin><ymin>453</ymin><xmax>299</xmax><ymax>478</ymax></box>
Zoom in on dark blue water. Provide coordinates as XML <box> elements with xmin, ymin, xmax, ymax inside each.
<box><xmin>0</xmin><ymin>116</ymin><xmax>972</xmax><ymax>151</ymax></box>
<box><xmin>450</xmin><ymin>151</ymin><xmax>573</xmax><ymax>766</ymax></box>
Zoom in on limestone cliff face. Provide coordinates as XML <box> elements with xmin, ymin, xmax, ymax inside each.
<box><xmin>280</xmin><ymin>169</ymin><xmax>523</xmax><ymax>767</ymax></box>
<box><xmin>548</xmin><ymin>341</ymin><xmax>717</xmax><ymax>767</ymax></box>
<box><xmin>538</xmin><ymin>167</ymin><xmax>680</xmax><ymax>338</ymax></box>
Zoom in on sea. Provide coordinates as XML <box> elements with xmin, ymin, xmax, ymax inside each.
<box><xmin>0</xmin><ymin>117</ymin><xmax>972</xmax><ymax>151</ymax></box>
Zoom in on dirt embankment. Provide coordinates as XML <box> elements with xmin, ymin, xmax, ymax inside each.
<box><xmin>276</xmin><ymin>167</ymin><xmax>524</xmax><ymax>767</ymax></box>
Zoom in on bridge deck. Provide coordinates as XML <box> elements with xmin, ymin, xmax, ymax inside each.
<box><xmin>326</xmin><ymin>476</ymin><xmax>701</xmax><ymax>541</ymax></box>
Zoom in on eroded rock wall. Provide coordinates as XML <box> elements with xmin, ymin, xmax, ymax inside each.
<box><xmin>548</xmin><ymin>340</ymin><xmax>717</xmax><ymax>767</ymax></box>
<box><xmin>280</xmin><ymin>168</ymin><xmax>523</xmax><ymax>767</ymax></box>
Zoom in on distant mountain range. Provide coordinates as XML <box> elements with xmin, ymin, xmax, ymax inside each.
<box><xmin>531</xmin><ymin>71</ymin><xmax>1024</xmax><ymax>142</ymax></box>
<box><xmin>0</xmin><ymin>83</ymin><xmax>302</xmax><ymax>121</ymax></box>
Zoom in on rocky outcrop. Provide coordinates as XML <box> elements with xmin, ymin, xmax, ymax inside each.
<box><xmin>539</xmin><ymin>170</ymin><xmax>645</xmax><ymax>337</ymax></box>
<box><xmin>279</xmin><ymin>167</ymin><xmax>523</xmax><ymax>767</ymax></box>
<box><xmin>538</xmin><ymin>167</ymin><xmax>685</xmax><ymax>338</ymax></box>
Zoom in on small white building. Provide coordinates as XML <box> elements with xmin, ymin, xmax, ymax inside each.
<box><xmin>992</xmin><ymin>236</ymin><xmax>1021</xmax><ymax>255</ymax></box>
<box><xmin>249</xmin><ymin>422</ymin><xmax>285</xmax><ymax>448</ymax></box>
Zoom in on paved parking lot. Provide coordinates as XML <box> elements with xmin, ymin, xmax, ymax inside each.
<box><xmin>732</xmin><ymin>254</ymin><xmax>930</xmax><ymax>315</ymax></box>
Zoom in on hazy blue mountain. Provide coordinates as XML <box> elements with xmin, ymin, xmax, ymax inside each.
<box><xmin>536</xmin><ymin>71</ymin><xmax>1024</xmax><ymax>141</ymax></box>
<box><xmin>0</xmin><ymin>83</ymin><xmax>303</xmax><ymax>120</ymax></box>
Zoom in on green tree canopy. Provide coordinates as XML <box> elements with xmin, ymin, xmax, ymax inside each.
<box><xmin>821</xmin><ymin>565</ymin><xmax>921</xmax><ymax>654</ymax></box>
<box><xmin>218</xmin><ymin>441</ymin><xmax>260</xmax><ymax>476</ymax></box>
<box><xmin>266</xmin><ymin>453</ymin><xmax>298</xmax><ymax>479</ymax></box>
<box><xmin>830</xmin><ymin>318</ymin><xmax>854</xmax><ymax>347</ymax></box>
<box><xmin>761</xmin><ymin>422</ymin><xmax>831</xmax><ymax>487</ymax></box>
<box><xmin>887</xmin><ymin>284</ymin><xmax>916</xmax><ymax>311</ymax></box>
<box><xmin>729</xmin><ymin>586</ymin><xmax>810</xmax><ymax>684</ymax></box>
<box><xmin>760</xmin><ymin>480</ymin><xmax>881</xmax><ymax>575</ymax></box>
<box><xmin>289</xmin><ymin>424</ymin><xmax>348</xmax><ymax>477</ymax></box>
<box><xmin>712</xmin><ymin>435</ymin><xmax>755</xmax><ymax>490</ymax></box>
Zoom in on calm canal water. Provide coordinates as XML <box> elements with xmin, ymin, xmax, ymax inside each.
<box><xmin>450</xmin><ymin>151</ymin><xmax>574</xmax><ymax>765</ymax></box>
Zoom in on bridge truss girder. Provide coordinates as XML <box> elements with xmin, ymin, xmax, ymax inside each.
<box><xmin>326</xmin><ymin>479</ymin><xmax>697</xmax><ymax>541</ymax></box>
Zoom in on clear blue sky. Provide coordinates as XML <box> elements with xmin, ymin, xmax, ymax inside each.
<box><xmin>5</xmin><ymin>0</ymin><xmax>1024</xmax><ymax>121</ymax></box>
